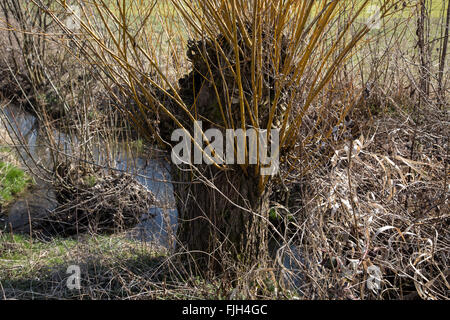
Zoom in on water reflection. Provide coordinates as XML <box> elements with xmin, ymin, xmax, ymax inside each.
<box><xmin>1</xmin><ymin>104</ymin><xmax>177</xmax><ymax>247</ymax></box>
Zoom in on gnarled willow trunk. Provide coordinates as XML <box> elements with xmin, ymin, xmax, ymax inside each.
<box><xmin>162</xmin><ymin>27</ymin><xmax>284</xmax><ymax>275</ymax></box>
<box><xmin>172</xmin><ymin>164</ymin><xmax>271</xmax><ymax>274</ymax></box>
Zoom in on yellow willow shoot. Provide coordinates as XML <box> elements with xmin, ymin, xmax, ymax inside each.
<box><xmin>35</xmin><ymin>0</ymin><xmax>403</xmax><ymax>191</ymax></box>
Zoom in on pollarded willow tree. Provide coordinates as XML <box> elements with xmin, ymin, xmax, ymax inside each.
<box><xmin>38</xmin><ymin>0</ymin><xmax>400</xmax><ymax>274</ymax></box>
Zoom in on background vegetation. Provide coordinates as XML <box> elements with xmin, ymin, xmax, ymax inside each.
<box><xmin>0</xmin><ymin>0</ymin><xmax>448</xmax><ymax>299</ymax></box>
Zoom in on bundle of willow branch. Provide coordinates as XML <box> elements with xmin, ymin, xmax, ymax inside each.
<box><xmin>35</xmin><ymin>169</ymin><xmax>156</xmax><ymax>237</ymax></box>
<box><xmin>177</xmin><ymin>24</ymin><xmax>290</xmax><ymax>132</ymax></box>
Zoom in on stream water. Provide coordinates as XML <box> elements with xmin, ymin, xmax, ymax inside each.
<box><xmin>1</xmin><ymin>104</ymin><xmax>177</xmax><ymax>247</ymax></box>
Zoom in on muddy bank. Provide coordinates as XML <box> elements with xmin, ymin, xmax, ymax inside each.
<box><xmin>1</xmin><ymin>184</ymin><xmax>57</xmax><ymax>233</ymax></box>
<box><xmin>0</xmin><ymin>115</ymin><xmax>16</xmax><ymax>165</ymax></box>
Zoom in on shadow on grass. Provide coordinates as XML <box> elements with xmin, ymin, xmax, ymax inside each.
<box><xmin>0</xmin><ymin>252</ymin><xmax>185</xmax><ymax>299</ymax></box>
<box><xmin>0</xmin><ymin>231</ymin><xmax>224</xmax><ymax>300</ymax></box>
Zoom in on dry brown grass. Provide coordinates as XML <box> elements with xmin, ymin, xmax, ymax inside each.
<box><xmin>281</xmin><ymin>105</ymin><xmax>448</xmax><ymax>299</ymax></box>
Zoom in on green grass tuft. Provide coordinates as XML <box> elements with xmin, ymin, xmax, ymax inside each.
<box><xmin>0</xmin><ymin>161</ymin><xmax>32</xmax><ymax>205</ymax></box>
